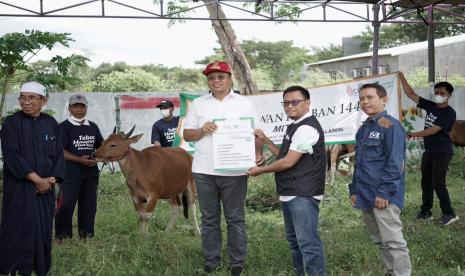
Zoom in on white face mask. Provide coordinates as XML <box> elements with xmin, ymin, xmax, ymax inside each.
<box><xmin>160</xmin><ymin>109</ymin><xmax>172</xmax><ymax>118</ymax></box>
<box><xmin>70</xmin><ymin>115</ymin><xmax>86</xmax><ymax>122</ymax></box>
<box><xmin>433</xmin><ymin>94</ymin><xmax>448</xmax><ymax>104</ymax></box>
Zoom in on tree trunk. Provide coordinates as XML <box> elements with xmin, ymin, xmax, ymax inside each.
<box><xmin>203</xmin><ymin>1</ymin><xmax>259</xmax><ymax>95</ymax></box>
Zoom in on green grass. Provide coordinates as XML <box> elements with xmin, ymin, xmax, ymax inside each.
<box><xmin>6</xmin><ymin>149</ymin><xmax>464</xmax><ymax>275</ymax></box>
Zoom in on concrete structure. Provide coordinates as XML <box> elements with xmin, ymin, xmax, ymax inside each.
<box><xmin>342</xmin><ymin>37</ymin><xmax>363</xmax><ymax>57</ymax></box>
<box><xmin>2</xmin><ymin>92</ymin><xmax>186</xmax><ymax>150</ymax></box>
<box><xmin>308</xmin><ymin>34</ymin><xmax>465</xmax><ymax>79</ymax></box>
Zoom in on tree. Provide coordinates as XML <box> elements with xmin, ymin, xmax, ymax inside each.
<box><xmin>88</xmin><ymin>63</ymin><xmax>206</xmax><ymax>92</ymax></box>
<box><xmin>241</xmin><ymin>40</ymin><xmax>310</xmax><ymax>89</ymax></box>
<box><xmin>93</xmin><ymin>62</ymin><xmax>132</xmax><ymax>78</ymax></box>
<box><xmin>309</xmin><ymin>44</ymin><xmax>343</xmax><ymax>62</ymax></box>
<box><xmin>139</xmin><ymin>64</ymin><xmax>205</xmax><ymax>90</ymax></box>
<box><xmin>356</xmin><ymin>7</ymin><xmax>465</xmax><ymax>51</ymax></box>
<box><xmin>91</xmin><ymin>68</ymin><xmax>167</xmax><ymax>92</ymax></box>
<box><xmin>29</xmin><ymin>57</ymin><xmax>91</xmax><ymax>92</ymax></box>
<box><xmin>402</xmin><ymin>67</ymin><xmax>465</xmax><ymax>88</ymax></box>
<box><xmin>198</xmin><ymin>40</ymin><xmax>311</xmax><ymax>90</ymax></box>
<box><xmin>156</xmin><ymin>1</ymin><xmax>304</xmax><ymax>95</ymax></box>
<box><xmin>202</xmin><ymin>0</ymin><xmax>258</xmax><ymax>95</ymax></box>
<box><xmin>0</xmin><ymin>30</ymin><xmax>88</xmax><ymax>122</ymax></box>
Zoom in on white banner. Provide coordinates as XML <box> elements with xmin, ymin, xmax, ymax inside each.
<box><xmin>177</xmin><ymin>73</ymin><xmax>401</xmax><ymax>152</ymax></box>
<box><xmin>250</xmin><ymin>73</ymin><xmax>401</xmax><ymax>144</ymax></box>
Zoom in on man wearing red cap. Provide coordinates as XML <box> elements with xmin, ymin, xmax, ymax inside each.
<box><xmin>0</xmin><ymin>81</ymin><xmax>64</xmax><ymax>276</ymax></box>
<box><xmin>184</xmin><ymin>61</ymin><xmax>263</xmax><ymax>275</ymax></box>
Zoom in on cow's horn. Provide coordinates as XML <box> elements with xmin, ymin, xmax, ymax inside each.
<box><xmin>112</xmin><ymin>126</ymin><xmax>117</xmax><ymax>134</ymax></box>
<box><xmin>125</xmin><ymin>125</ymin><xmax>136</xmax><ymax>138</ymax></box>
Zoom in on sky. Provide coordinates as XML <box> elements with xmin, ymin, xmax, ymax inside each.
<box><xmin>0</xmin><ymin>0</ymin><xmax>372</xmax><ymax>69</ymax></box>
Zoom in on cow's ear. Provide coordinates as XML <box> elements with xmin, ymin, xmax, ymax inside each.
<box><xmin>128</xmin><ymin>133</ymin><xmax>144</xmax><ymax>144</ymax></box>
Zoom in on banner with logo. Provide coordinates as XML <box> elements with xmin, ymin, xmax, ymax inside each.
<box><xmin>175</xmin><ymin>73</ymin><xmax>401</xmax><ymax>152</ymax></box>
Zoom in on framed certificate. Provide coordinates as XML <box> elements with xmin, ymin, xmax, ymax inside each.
<box><xmin>212</xmin><ymin>117</ymin><xmax>255</xmax><ymax>172</ymax></box>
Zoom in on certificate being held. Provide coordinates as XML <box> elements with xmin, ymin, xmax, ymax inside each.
<box><xmin>213</xmin><ymin>117</ymin><xmax>255</xmax><ymax>172</ymax></box>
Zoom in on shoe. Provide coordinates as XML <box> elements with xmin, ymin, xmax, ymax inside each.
<box><xmin>416</xmin><ymin>211</ymin><xmax>433</xmax><ymax>220</ymax></box>
<box><xmin>442</xmin><ymin>214</ymin><xmax>459</xmax><ymax>226</ymax></box>
<box><xmin>231</xmin><ymin>266</ymin><xmax>243</xmax><ymax>276</ymax></box>
<box><xmin>204</xmin><ymin>265</ymin><xmax>220</xmax><ymax>273</ymax></box>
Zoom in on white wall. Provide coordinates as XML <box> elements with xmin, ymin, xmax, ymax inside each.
<box><xmin>3</xmin><ymin>92</ymin><xmax>184</xmax><ymax>150</ymax></box>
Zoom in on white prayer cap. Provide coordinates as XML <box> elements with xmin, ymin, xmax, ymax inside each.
<box><xmin>20</xmin><ymin>81</ymin><xmax>47</xmax><ymax>97</ymax></box>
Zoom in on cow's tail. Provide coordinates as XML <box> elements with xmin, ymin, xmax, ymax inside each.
<box><xmin>182</xmin><ymin>174</ymin><xmax>196</xmax><ymax>219</ymax></box>
<box><xmin>182</xmin><ymin>193</ymin><xmax>188</xmax><ymax>219</ymax></box>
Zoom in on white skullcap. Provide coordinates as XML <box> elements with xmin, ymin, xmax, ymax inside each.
<box><xmin>20</xmin><ymin>81</ymin><xmax>47</xmax><ymax>97</ymax></box>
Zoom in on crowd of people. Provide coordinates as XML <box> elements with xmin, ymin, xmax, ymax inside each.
<box><xmin>0</xmin><ymin>61</ymin><xmax>460</xmax><ymax>276</ymax></box>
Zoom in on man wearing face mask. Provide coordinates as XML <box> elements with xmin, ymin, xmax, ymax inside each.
<box><xmin>151</xmin><ymin>100</ymin><xmax>179</xmax><ymax>147</ymax></box>
<box><xmin>55</xmin><ymin>94</ymin><xmax>103</xmax><ymax>243</ymax></box>
<box><xmin>399</xmin><ymin>72</ymin><xmax>458</xmax><ymax>226</ymax></box>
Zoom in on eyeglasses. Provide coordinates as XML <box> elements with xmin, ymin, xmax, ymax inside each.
<box><xmin>18</xmin><ymin>96</ymin><xmax>43</xmax><ymax>103</ymax></box>
<box><xmin>281</xmin><ymin>99</ymin><xmax>306</xmax><ymax>107</ymax></box>
<box><xmin>207</xmin><ymin>74</ymin><xmax>229</xmax><ymax>81</ymax></box>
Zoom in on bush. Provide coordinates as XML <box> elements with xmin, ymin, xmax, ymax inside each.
<box><xmin>246</xmin><ymin>173</ymin><xmax>279</xmax><ymax>211</ymax></box>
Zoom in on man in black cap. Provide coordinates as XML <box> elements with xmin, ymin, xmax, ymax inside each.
<box><xmin>151</xmin><ymin>100</ymin><xmax>179</xmax><ymax>147</ymax></box>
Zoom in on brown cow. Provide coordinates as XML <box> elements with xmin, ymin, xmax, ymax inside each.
<box><xmin>326</xmin><ymin>144</ymin><xmax>355</xmax><ymax>185</ymax></box>
<box><xmin>450</xmin><ymin>120</ymin><xmax>465</xmax><ymax>147</ymax></box>
<box><xmin>95</xmin><ymin>126</ymin><xmax>200</xmax><ymax>236</ymax></box>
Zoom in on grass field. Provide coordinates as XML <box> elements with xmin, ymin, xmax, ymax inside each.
<box><xmin>16</xmin><ymin>149</ymin><xmax>465</xmax><ymax>275</ymax></box>
<box><xmin>47</xmin><ymin>149</ymin><xmax>465</xmax><ymax>275</ymax></box>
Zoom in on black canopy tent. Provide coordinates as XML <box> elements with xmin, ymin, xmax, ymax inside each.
<box><xmin>1</xmin><ymin>0</ymin><xmax>464</xmax><ymax>82</ymax></box>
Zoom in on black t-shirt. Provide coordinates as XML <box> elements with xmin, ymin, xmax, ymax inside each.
<box><xmin>418</xmin><ymin>97</ymin><xmax>456</xmax><ymax>153</ymax></box>
<box><xmin>60</xmin><ymin>120</ymin><xmax>104</xmax><ymax>179</ymax></box>
<box><xmin>151</xmin><ymin>117</ymin><xmax>179</xmax><ymax>147</ymax></box>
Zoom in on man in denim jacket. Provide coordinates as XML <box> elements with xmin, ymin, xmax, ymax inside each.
<box><xmin>349</xmin><ymin>83</ymin><xmax>411</xmax><ymax>276</ymax></box>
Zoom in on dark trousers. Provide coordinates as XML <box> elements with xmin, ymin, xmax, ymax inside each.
<box><xmin>420</xmin><ymin>152</ymin><xmax>455</xmax><ymax>215</ymax></box>
<box><xmin>193</xmin><ymin>173</ymin><xmax>248</xmax><ymax>269</ymax></box>
<box><xmin>55</xmin><ymin>176</ymin><xmax>99</xmax><ymax>239</ymax></box>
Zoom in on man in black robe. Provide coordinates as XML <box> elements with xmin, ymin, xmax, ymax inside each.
<box><xmin>0</xmin><ymin>81</ymin><xmax>64</xmax><ymax>276</ymax></box>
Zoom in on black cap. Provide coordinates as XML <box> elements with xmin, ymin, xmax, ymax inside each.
<box><xmin>156</xmin><ymin>100</ymin><xmax>174</xmax><ymax>109</ymax></box>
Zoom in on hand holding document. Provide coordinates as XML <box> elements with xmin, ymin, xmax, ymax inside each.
<box><xmin>213</xmin><ymin>117</ymin><xmax>255</xmax><ymax>172</ymax></box>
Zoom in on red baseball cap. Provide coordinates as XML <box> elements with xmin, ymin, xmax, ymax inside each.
<box><xmin>202</xmin><ymin>61</ymin><xmax>231</xmax><ymax>76</ymax></box>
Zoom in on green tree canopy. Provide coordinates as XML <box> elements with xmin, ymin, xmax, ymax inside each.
<box><xmin>93</xmin><ymin>62</ymin><xmax>132</xmax><ymax>78</ymax></box>
<box><xmin>0</xmin><ymin>30</ymin><xmax>88</xmax><ymax>122</ymax></box>
<box><xmin>197</xmin><ymin>40</ymin><xmax>311</xmax><ymax>90</ymax></box>
<box><xmin>308</xmin><ymin>44</ymin><xmax>343</xmax><ymax>62</ymax></box>
<box><xmin>91</xmin><ymin>68</ymin><xmax>166</xmax><ymax>92</ymax></box>
<box><xmin>356</xmin><ymin>7</ymin><xmax>465</xmax><ymax>51</ymax></box>
<box><xmin>88</xmin><ymin>63</ymin><xmax>206</xmax><ymax>92</ymax></box>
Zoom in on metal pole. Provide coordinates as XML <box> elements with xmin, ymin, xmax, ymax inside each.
<box><xmin>114</xmin><ymin>96</ymin><xmax>121</xmax><ymax>133</ymax></box>
<box><xmin>372</xmin><ymin>3</ymin><xmax>380</xmax><ymax>75</ymax></box>
<box><xmin>427</xmin><ymin>6</ymin><xmax>435</xmax><ymax>85</ymax></box>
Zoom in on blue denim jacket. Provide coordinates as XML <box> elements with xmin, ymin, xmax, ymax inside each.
<box><xmin>349</xmin><ymin>111</ymin><xmax>406</xmax><ymax>210</ymax></box>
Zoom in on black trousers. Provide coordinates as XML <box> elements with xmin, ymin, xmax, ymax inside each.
<box><xmin>420</xmin><ymin>152</ymin><xmax>455</xmax><ymax>215</ymax></box>
<box><xmin>55</xmin><ymin>176</ymin><xmax>99</xmax><ymax>239</ymax></box>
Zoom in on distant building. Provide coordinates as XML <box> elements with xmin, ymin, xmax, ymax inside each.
<box><xmin>307</xmin><ymin>34</ymin><xmax>465</xmax><ymax>79</ymax></box>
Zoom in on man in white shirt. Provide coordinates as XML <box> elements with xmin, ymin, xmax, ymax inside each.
<box><xmin>248</xmin><ymin>86</ymin><xmax>327</xmax><ymax>276</ymax></box>
<box><xmin>183</xmin><ymin>61</ymin><xmax>263</xmax><ymax>276</ymax></box>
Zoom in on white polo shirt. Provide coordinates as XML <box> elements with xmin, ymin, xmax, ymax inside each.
<box><xmin>184</xmin><ymin>90</ymin><xmax>258</xmax><ymax>176</ymax></box>
<box><xmin>279</xmin><ymin>111</ymin><xmax>323</xmax><ymax>201</ymax></box>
